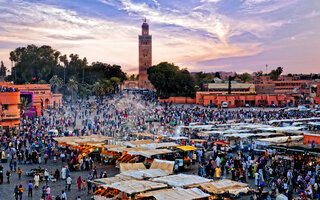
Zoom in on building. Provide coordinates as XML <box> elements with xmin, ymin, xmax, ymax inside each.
<box><xmin>0</xmin><ymin>87</ymin><xmax>20</xmax><ymax>130</ymax></box>
<box><xmin>15</xmin><ymin>84</ymin><xmax>62</xmax><ymax>116</ymax></box>
<box><xmin>255</xmin><ymin>84</ymin><xmax>275</xmax><ymax>94</ymax></box>
<box><xmin>0</xmin><ymin>82</ymin><xmax>62</xmax><ymax>117</ymax></box>
<box><xmin>138</xmin><ymin>18</ymin><xmax>153</xmax><ymax>89</ymax></box>
<box><xmin>123</xmin><ymin>80</ymin><xmax>139</xmax><ymax>89</ymax></box>
<box><xmin>314</xmin><ymin>82</ymin><xmax>320</xmax><ymax>106</ymax></box>
<box><xmin>195</xmin><ymin>92</ymin><xmax>294</xmax><ymax>107</ymax></box>
<box><xmin>203</xmin><ymin>83</ymin><xmax>255</xmax><ymax>94</ymax></box>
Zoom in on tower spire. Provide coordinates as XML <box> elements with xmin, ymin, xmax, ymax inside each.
<box><xmin>144</xmin><ymin>17</ymin><xmax>146</xmax><ymax>23</ymax></box>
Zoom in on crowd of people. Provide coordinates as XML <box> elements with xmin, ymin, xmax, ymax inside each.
<box><xmin>0</xmin><ymin>91</ymin><xmax>319</xmax><ymax>199</ymax></box>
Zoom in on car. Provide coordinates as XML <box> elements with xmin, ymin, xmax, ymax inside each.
<box><xmin>48</xmin><ymin>129</ymin><xmax>59</xmax><ymax>136</ymax></box>
<box><xmin>245</xmin><ymin>103</ymin><xmax>250</xmax><ymax>107</ymax></box>
<box><xmin>298</xmin><ymin>106</ymin><xmax>309</xmax><ymax>112</ymax></box>
<box><xmin>207</xmin><ymin>103</ymin><xmax>217</xmax><ymax>108</ymax></box>
<box><xmin>221</xmin><ymin>102</ymin><xmax>228</xmax><ymax>108</ymax></box>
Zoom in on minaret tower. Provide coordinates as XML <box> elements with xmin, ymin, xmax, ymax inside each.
<box><xmin>138</xmin><ymin>18</ymin><xmax>152</xmax><ymax>89</ymax></box>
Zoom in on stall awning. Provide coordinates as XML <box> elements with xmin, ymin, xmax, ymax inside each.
<box><xmin>103</xmin><ymin>180</ymin><xmax>167</xmax><ymax>194</ymax></box>
<box><xmin>176</xmin><ymin>146</ymin><xmax>197</xmax><ymax>151</ymax></box>
<box><xmin>136</xmin><ymin>188</ymin><xmax>210</xmax><ymax>200</ymax></box>
<box><xmin>120</xmin><ymin>163</ymin><xmax>146</xmax><ymax>173</ymax></box>
<box><xmin>152</xmin><ymin>174</ymin><xmax>211</xmax><ymax>187</ymax></box>
<box><xmin>213</xmin><ymin>141</ymin><xmax>229</xmax><ymax>145</ymax></box>
<box><xmin>196</xmin><ymin>179</ymin><xmax>251</xmax><ymax>195</ymax></box>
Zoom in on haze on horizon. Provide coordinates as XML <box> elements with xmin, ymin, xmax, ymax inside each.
<box><xmin>0</xmin><ymin>0</ymin><xmax>319</xmax><ymax>74</ymax></box>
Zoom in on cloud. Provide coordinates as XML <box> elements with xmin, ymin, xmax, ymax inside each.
<box><xmin>200</xmin><ymin>0</ymin><xmax>220</xmax><ymax>2</ymax></box>
<box><xmin>0</xmin><ymin>0</ymin><xmax>318</xmax><ymax>74</ymax></box>
<box><xmin>47</xmin><ymin>35</ymin><xmax>95</xmax><ymax>41</ymax></box>
<box><xmin>241</xmin><ymin>0</ymin><xmax>298</xmax><ymax>14</ymax></box>
<box><xmin>0</xmin><ymin>0</ymin><xmax>140</xmax><ymax>69</ymax></box>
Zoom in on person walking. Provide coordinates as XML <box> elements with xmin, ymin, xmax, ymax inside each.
<box><xmin>93</xmin><ymin>167</ymin><xmax>97</xmax><ymax>179</ymax></box>
<box><xmin>216</xmin><ymin>166</ymin><xmax>221</xmax><ymax>180</ymax></box>
<box><xmin>42</xmin><ymin>186</ymin><xmax>46</xmax><ymax>199</ymax></box>
<box><xmin>17</xmin><ymin>167</ymin><xmax>22</xmax><ymax>180</ymax></box>
<box><xmin>46</xmin><ymin>186</ymin><xmax>51</xmax><ymax>197</ymax></box>
<box><xmin>34</xmin><ymin>173</ymin><xmax>40</xmax><ymax>189</ymax></box>
<box><xmin>28</xmin><ymin>180</ymin><xmax>33</xmax><ymax>197</ymax></box>
<box><xmin>66</xmin><ymin>176</ymin><xmax>72</xmax><ymax>191</ymax></box>
<box><xmin>18</xmin><ymin>184</ymin><xmax>23</xmax><ymax>200</ymax></box>
<box><xmin>60</xmin><ymin>190</ymin><xmax>67</xmax><ymax>200</ymax></box>
<box><xmin>44</xmin><ymin>153</ymin><xmax>48</xmax><ymax>164</ymax></box>
<box><xmin>77</xmin><ymin>176</ymin><xmax>82</xmax><ymax>191</ymax></box>
<box><xmin>14</xmin><ymin>185</ymin><xmax>19</xmax><ymax>200</ymax></box>
<box><xmin>6</xmin><ymin>170</ymin><xmax>11</xmax><ymax>183</ymax></box>
<box><xmin>44</xmin><ymin>169</ymin><xmax>49</xmax><ymax>181</ymax></box>
<box><xmin>46</xmin><ymin>194</ymin><xmax>52</xmax><ymax>200</ymax></box>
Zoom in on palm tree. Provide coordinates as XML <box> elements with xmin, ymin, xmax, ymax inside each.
<box><xmin>102</xmin><ymin>79</ymin><xmax>113</xmax><ymax>94</ymax></box>
<box><xmin>49</xmin><ymin>75</ymin><xmax>63</xmax><ymax>93</ymax></box>
<box><xmin>110</xmin><ymin>77</ymin><xmax>120</xmax><ymax>93</ymax></box>
<box><xmin>67</xmin><ymin>78</ymin><xmax>78</xmax><ymax>102</ymax></box>
<box><xmin>93</xmin><ymin>82</ymin><xmax>105</xmax><ymax>101</ymax></box>
<box><xmin>59</xmin><ymin>55</ymin><xmax>68</xmax><ymax>84</ymax></box>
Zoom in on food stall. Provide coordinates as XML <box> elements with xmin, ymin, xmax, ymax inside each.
<box><xmin>174</xmin><ymin>146</ymin><xmax>197</xmax><ymax>170</ymax></box>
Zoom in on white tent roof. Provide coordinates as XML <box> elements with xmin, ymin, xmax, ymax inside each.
<box><xmin>152</xmin><ymin>174</ymin><xmax>211</xmax><ymax>187</ymax></box>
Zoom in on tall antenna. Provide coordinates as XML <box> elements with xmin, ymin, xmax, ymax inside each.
<box><xmin>266</xmin><ymin>64</ymin><xmax>268</xmax><ymax>75</ymax></box>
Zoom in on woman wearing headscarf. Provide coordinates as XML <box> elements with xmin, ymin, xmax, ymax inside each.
<box><xmin>77</xmin><ymin>176</ymin><xmax>82</xmax><ymax>191</ymax></box>
<box><xmin>34</xmin><ymin>173</ymin><xmax>40</xmax><ymax>189</ymax></box>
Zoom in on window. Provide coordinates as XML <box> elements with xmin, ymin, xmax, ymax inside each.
<box><xmin>229</xmin><ymin>101</ymin><xmax>231</xmax><ymax>105</ymax></box>
<box><xmin>2</xmin><ymin>105</ymin><xmax>8</xmax><ymax>110</ymax></box>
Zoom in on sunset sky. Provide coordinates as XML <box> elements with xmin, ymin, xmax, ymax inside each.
<box><xmin>0</xmin><ymin>0</ymin><xmax>319</xmax><ymax>74</ymax></box>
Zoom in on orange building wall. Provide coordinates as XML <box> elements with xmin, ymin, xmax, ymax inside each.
<box><xmin>304</xmin><ymin>134</ymin><xmax>320</xmax><ymax>145</ymax></box>
<box><xmin>0</xmin><ymin>92</ymin><xmax>20</xmax><ymax>128</ymax></box>
<box><xmin>195</xmin><ymin>92</ymin><xmax>294</xmax><ymax>107</ymax></box>
<box><xmin>314</xmin><ymin>82</ymin><xmax>320</xmax><ymax>106</ymax></box>
<box><xmin>0</xmin><ymin>82</ymin><xmax>62</xmax><ymax>117</ymax></box>
<box><xmin>158</xmin><ymin>97</ymin><xmax>196</xmax><ymax>104</ymax></box>
<box><xmin>15</xmin><ymin>84</ymin><xmax>62</xmax><ymax>116</ymax></box>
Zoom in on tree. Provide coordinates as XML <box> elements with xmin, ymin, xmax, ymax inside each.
<box><xmin>59</xmin><ymin>54</ymin><xmax>68</xmax><ymax>83</ymax></box>
<box><xmin>78</xmin><ymin>83</ymin><xmax>91</xmax><ymax>101</ymax></box>
<box><xmin>110</xmin><ymin>77</ymin><xmax>121</xmax><ymax>93</ymax></box>
<box><xmin>67</xmin><ymin>78</ymin><xmax>78</xmax><ymax>102</ymax></box>
<box><xmin>128</xmin><ymin>74</ymin><xmax>137</xmax><ymax>81</ymax></box>
<box><xmin>312</xmin><ymin>74</ymin><xmax>319</xmax><ymax>79</ymax></box>
<box><xmin>148</xmin><ymin>62</ymin><xmax>196</xmax><ymax>98</ymax></box>
<box><xmin>83</xmin><ymin>62</ymin><xmax>127</xmax><ymax>85</ymax></box>
<box><xmin>269</xmin><ymin>66</ymin><xmax>283</xmax><ymax>81</ymax></box>
<box><xmin>9</xmin><ymin>45</ymin><xmax>61</xmax><ymax>83</ymax></box>
<box><xmin>93</xmin><ymin>81</ymin><xmax>105</xmax><ymax>101</ymax></box>
<box><xmin>215</xmin><ymin>72</ymin><xmax>221</xmax><ymax>79</ymax></box>
<box><xmin>240</xmin><ymin>73</ymin><xmax>252</xmax><ymax>82</ymax></box>
<box><xmin>193</xmin><ymin>72</ymin><xmax>214</xmax><ymax>91</ymax></box>
<box><xmin>49</xmin><ymin>75</ymin><xmax>63</xmax><ymax>93</ymax></box>
<box><xmin>0</xmin><ymin>61</ymin><xmax>7</xmax><ymax>77</ymax></box>
<box><xmin>276</xmin><ymin>67</ymin><xmax>283</xmax><ymax>75</ymax></box>
<box><xmin>255</xmin><ymin>70</ymin><xmax>263</xmax><ymax>76</ymax></box>
<box><xmin>8</xmin><ymin>44</ymin><xmax>127</xmax><ymax>98</ymax></box>
<box><xmin>101</xmin><ymin>79</ymin><xmax>113</xmax><ymax>94</ymax></box>
<box><xmin>38</xmin><ymin>80</ymin><xmax>47</xmax><ymax>84</ymax></box>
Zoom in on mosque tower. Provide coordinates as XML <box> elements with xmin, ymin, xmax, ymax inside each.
<box><xmin>138</xmin><ymin>18</ymin><xmax>153</xmax><ymax>89</ymax></box>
